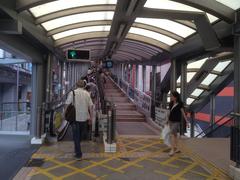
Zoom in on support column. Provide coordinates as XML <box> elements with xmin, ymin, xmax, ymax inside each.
<box><xmin>170</xmin><ymin>59</ymin><xmax>177</xmax><ymax>91</ymax></box>
<box><xmin>31</xmin><ymin>62</ymin><xmax>46</xmax><ymax>144</ymax></box>
<box><xmin>231</xmin><ymin>14</ymin><xmax>240</xmax><ymax>169</ymax></box>
<box><xmin>180</xmin><ymin>62</ymin><xmax>187</xmax><ymax>135</ymax></box>
<box><xmin>135</xmin><ymin>65</ymin><xmax>139</xmax><ymax>88</ymax></box>
<box><xmin>45</xmin><ymin>54</ymin><xmax>52</xmax><ymax>104</ymax></box>
<box><xmin>16</xmin><ymin>66</ymin><xmax>19</xmax><ymax>130</ymax></box>
<box><xmin>210</xmin><ymin>94</ymin><xmax>215</xmax><ymax>136</ymax></box>
<box><xmin>151</xmin><ymin>65</ymin><xmax>156</xmax><ymax>119</ymax></box>
<box><xmin>190</xmin><ymin>111</ymin><xmax>195</xmax><ymax>138</ymax></box>
<box><xmin>143</xmin><ymin>65</ymin><xmax>146</xmax><ymax>92</ymax></box>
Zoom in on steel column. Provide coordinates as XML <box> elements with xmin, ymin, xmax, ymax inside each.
<box><xmin>232</xmin><ymin>17</ymin><xmax>240</xmax><ymax>166</ymax></box>
<box><xmin>151</xmin><ymin>65</ymin><xmax>156</xmax><ymax>119</ymax></box>
<box><xmin>170</xmin><ymin>59</ymin><xmax>176</xmax><ymax>91</ymax></box>
<box><xmin>180</xmin><ymin>62</ymin><xmax>187</xmax><ymax>135</ymax></box>
<box><xmin>143</xmin><ymin>65</ymin><xmax>146</xmax><ymax>92</ymax></box>
<box><xmin>210</xmin><ymin>94</ymin><xmax>216</xmax><ymax>135</ymax></box>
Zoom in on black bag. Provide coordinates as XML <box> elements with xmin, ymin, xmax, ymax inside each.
<box><xmin>65</xmin><ymin>90</ymin><xmax>76</xmax><ymax>123</ymax></box>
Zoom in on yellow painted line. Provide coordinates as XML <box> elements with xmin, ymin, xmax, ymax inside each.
<box><xmin>171</xmin><ymin>162</ymin><xmax>198</xmax><ymax>179</ymax></box>
<box><xmin>147</xmin><ymin>158</ymin><xmax>179</xmax><ymax>168</ymax></box>
<box><xmin>49</xmin><ymin>158</ymin><xmax>97</xmax><ymax>179</ymax></box>
<box><xmin>177</xmin><ymin>158</ymin><xmax>193</xmax><ymax>164</ymax></box>
<box><xmin>96</xmin><ymin>175</ymin><xmax>108</xmax><ymax>180</ymax></box>
<box><xmin>32</xmin><ymin>167</ymin><xmax>58</xmax><ymax>179</ymax></box>
<box><xmin>190</xmin><ymin>169</ymin><xmax>212</xmax><ymax>178</ymax></box>
<box><xmin>180</xmin><ymin>145</ymin><xmax>231</xmax><ymax>179</ymax></box>
<box><xmin>154</xmin><ymin>170</ymin><xmax>173</xmax><ymax>177</ymax></box>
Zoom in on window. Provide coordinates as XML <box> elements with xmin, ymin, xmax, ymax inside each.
<box><xmin>200</xmin><ymin>73</ymin><xmax>218</xmax><ymax>86</ymax></box>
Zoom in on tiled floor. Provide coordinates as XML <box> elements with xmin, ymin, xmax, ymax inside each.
<box><xmin>15</xmin><ymin>137</ymin><xmax>231</xmax><ymax>180</ymax></box>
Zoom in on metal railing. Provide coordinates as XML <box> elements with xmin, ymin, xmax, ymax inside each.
<box><xmin>0</xmin><ymin>110</ymin><xmax>30</xmax><ymax>131</ymax></box>
<box><xmin>195</xmin><ymin>110</ymin><xmax>233</xmax><ymax>138</ymax></box>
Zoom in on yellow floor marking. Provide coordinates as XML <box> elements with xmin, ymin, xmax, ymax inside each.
<box><xmin>154</xmin><ymin>170</ymin><xmax>173</xmax><ymax>177</ymax></box>
<box><xmin>180</xmin><ymin>145</ymin><xmax>231</xmax><ymax>179</ymax></box>
<box><xmin>190</xmin><ymin>169</ymin><xmax>212</xmax><ymax>178</ymax></box>
<box><xmin>171</xmin><ymin>161</ymin><xmax>198</xmax><ymax>179</ymax></box>
<box><xmin>147</xmin><ymin>158</ymin><xmax>179</xmax><ymax>168</ymax></box>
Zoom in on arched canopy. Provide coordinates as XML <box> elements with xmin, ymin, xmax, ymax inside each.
<box><xmin>18</xmin><ymin>0</ymin><xmax>240</xmax><ymax>62</ymax></box>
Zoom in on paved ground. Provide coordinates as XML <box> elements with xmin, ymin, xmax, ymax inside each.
<box><xmin>0</xmin><ymin>135</ymin><xmax>39</xmax><ymax>180</ymax></box>
<box><xmin>15</xmin><ymin>136</ymin><xmax>231</xmax><ymax>180</ymax></box>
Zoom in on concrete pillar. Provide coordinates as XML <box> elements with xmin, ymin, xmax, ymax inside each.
<box><xmin>30</xmin><ymin>62</ymin><xmax>46</xmax><ymax>144</ymax></box>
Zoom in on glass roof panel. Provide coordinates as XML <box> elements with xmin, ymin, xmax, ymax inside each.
<box><xmin>191</xmin><ymin>88</ymin><xmax>204</xmax><ymax>97</ymax></box>
<box><xmin>177</xmin><ymin>76</ymin><xmax>181</xmax><ymax>83</ymax></box>
<box><xmin>135</xmin><ymin>18</ymin><xmax>195</xmax><ymax>38</ymax></box>
<box><xmin>187</xmin><ymin>72</ymin><xmax>196</xmax><ymax>82</ymax></box>
<box><xmin>186</xmin><ymin>98</ymin><xmax>195</xmax><ymax>105</ymax></box>
<box><xmin>187</xmin><ymin>58</ymin><xmax>208</xmax><ymax>69</ymax></box>
<box><xmin>177</xmin><ymin>88</ymin><xmax>181</xmax><ymax>93</ymax></box>
<box><xmin>216</xmin><ymin>0</ymin><xmax>240</xmax><ymax>10</ymax></box>
<box><xmin>0</xmin><ymin>49</ymin><xmax>4</xmax><ymax>58</ymax></box>
<box><xmin>144</xmin><ymin>0</ymin><xmax>218</xmax><ymax>23</ymax></box>
<box><xmin>53</xmin><ymin>25</ymin><xmax>111</xmax><ymax>40</ymax></box>
<box><xmin>213</xmin><ymin>60</ymin><xmax>231</xmax><ymax>72</ymax></box>
<box><xmin>200</xmin><ymin>73</ymin><xmax>218</xmax><ymax>86</ymax></box>
<box><xmin>129</xmin><ymin>27</ymin><xmax>178</xmax><ymax>46</ymax></box>
<box><xmin>29</xmin><ymin>0</ymin><xmax>117</xmax><ymax>18</ymax></box>
<box><xmin>42</xmin><ymin>11</ymin><xmax>114</xmax><ymax>31</ymax></box>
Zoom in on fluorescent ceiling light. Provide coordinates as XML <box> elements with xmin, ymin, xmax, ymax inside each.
<box><xmin>187</xmin><ymin>58</ymin><xmax>208</xmax><ymax>69</ymax></box>
<box><xmin>201</xmin><ymin>73</ymin><xmax>217</xmax><ymax>86</ymax></box>
<box><xmin>129</xmin><ymin>27</ymin><xmax>178</xmax><ymax>46</ymax></box>
<box><xmin>186</xmin><ymin>98</ymin><xmax>195</xmax><ymax>105</ymax></box>
<box><xmin>216</xmin><ymin>0</ymin><xmax>240</xmax><ymax>10</ymax></box>
<box><xmin>53</xmin><ymin>25</ymin><xmax>111</xmax><ymax>40</ymax></box>
<box><xmin>144</xmin><ymin>0</ymin><xmax>218</xmax><ymax>23</ymax></box>
<box><xmin>135</xmin><ymin>18</ymin><xmax>195</xmax><ymax>38</ymax></box>
<box><xmin>191</xmin><ymin>88</ymin><xmax>204</xmax><ymax>97</ymax></box>
<box><xmin>213</xmin><ymin>60</ymin><xmax>231</xmax><ymax>72</ymax></box>
<box><xmin>42</xmin><ymin>11</ymin><xmax>114</xmax><ymax>31</ymax></box>
<box><xmin>167</xmin><ymin>97</ymin><xmax>170</xmax><ymax>102</ymax></box>
<box><xmin>30</xmin><ymin>0</ymin><xmax>117</xmax><ymax>17</ymax></box>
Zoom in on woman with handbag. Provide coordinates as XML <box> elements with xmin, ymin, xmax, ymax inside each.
<box><xmin>168</xmin><ymin>91</ymin><xmax>188</xmax><ymax>156</ymax></box>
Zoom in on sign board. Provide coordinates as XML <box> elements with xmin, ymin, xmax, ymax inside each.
<box><xmin>155</xmin><ymin>108</ymin><xmax>169</xmax><ymax>127</ymax></box>
<box><xmin>67</xmin><ymin>49</ymin><xmax>90</xmax><ymax>62</ymax></box>
<box><xmin>134</xmin><ymin>88</ymin><xmax>151</xmax><ymax>115</ymax></box>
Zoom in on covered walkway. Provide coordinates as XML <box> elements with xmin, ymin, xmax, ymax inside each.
<box><xmin>15</xmin><ymin>137</ymin><xmax>230</xmax><ymax>180</ymax></box>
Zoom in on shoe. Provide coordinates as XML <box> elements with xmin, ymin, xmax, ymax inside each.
<box><xmin>74</xmin><ymin>155</ymin><xmax>82</xmax><ymax>161</ymax></box>
<box><xmin>174</xmin><ymin>149</ymin><xmax>181</xmax><ymax>153</ymax></box>
<box><xmin>168</xmin><ymin>149</ymin><xmax>175</xmax><ymax>156</ymax></box>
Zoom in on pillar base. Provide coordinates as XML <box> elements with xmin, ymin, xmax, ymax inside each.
<box><xmin>230</xmin><ymin>165</ymin><xmax>240</xmax><ymax>180</ymax></box>
<box><xmin>31</xmin><ymin>133</ymin><xmax>46</xmax><ymax>144</ymax></box>
<box><xmin>103</xmin><ymin>132</ymin><xmax>116</xmax><ymax>153</ymax></box>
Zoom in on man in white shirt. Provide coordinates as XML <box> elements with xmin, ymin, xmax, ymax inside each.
<box><xmin>65</xmin><ymin>79</ymin><xmax>93</xmax><ymax>160</ymax></box>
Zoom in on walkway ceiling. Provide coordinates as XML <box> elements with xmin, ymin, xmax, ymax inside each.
<box><xmin>0</xmin><ymin>0</ymin><xmax>239</xmax><ymax>64</ymax></box>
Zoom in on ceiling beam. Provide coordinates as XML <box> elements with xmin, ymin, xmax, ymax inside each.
<box><xmin>138</xmin><ymin>8</ymin><xmax>204</xmax><ymax>20</ymax></box>
<box><xmin>172</xmin><ymin>0</ymin><xmax>235</xmax><ymax>23</ymax></box>
<box><xmin>16</xmin><ymin>0</ymin><xmax>55</xmax><ymax>12</ymax></box>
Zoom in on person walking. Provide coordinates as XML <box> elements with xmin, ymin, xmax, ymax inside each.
<box><xmin>65</xmin><ymin>79</ymin><xmax>93</xmax><ymax>160</ymax></box>
<box><xmin>168</xmin><ymin>91</ymin><xmax>188</xmax><ymax>156</ymax></box>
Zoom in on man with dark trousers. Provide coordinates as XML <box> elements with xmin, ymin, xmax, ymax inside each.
<box><xmin>65</xmin><ymin>79</ymin><xmax>93</xmax><ymax>160</ymax></box>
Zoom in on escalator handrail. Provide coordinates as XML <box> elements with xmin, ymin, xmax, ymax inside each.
<box><xmin>195</xmin><ymin>110</ymin><xmax>233</xmax><ymax>138</ymax></box>
<box><xmin>203</xmin><ymin>116</ymin><xmax>234</xmax><ymax>137</ymax></box>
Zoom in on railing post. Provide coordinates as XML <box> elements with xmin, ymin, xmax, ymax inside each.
<box><xmin>36</xmin><ymin>105</ymin><xmax>42</xmax><ymax>139</ymax></box>
<box><xmin>190</xmin><ymin>111</ymin><xmax>195</xmax><ymax>138</ymax></box>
